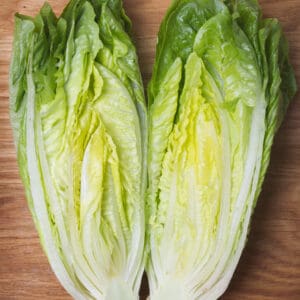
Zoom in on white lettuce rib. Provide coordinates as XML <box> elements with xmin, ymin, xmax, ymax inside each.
<box><xmin>195</xmin><ymin>95</ymin><xmax>266</xmax><ymax>299</ymax></box>
<box><xmin>26</xmin><ymin>72</ymin><xmax>89</xmax><ymax>300</ymax></box>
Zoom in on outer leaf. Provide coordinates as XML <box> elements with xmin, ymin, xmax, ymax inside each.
<box><xmin>148</xmin><ymin>0</ymin><xmax>227</xmax><ymax>106</ymax></box>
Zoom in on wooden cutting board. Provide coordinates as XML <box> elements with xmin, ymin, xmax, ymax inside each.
<box><xmin>0</xmin><ymin>0</ymin><xmax>299</xmax><ymax>299</ymax></box>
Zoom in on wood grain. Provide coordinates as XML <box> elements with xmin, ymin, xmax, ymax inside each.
<box><xmin>0</xmin><ymin>0</ymin><xmax>299</xmax><ymax>299</ymax></box>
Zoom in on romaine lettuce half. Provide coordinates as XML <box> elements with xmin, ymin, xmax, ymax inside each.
<box><xmin>147</xmin><ymin>1</ymin><xmax>297</xmax><ymax>299</ymax></box>
<box><xmin>9</xmin><ymin>1</ymin><xmax>147</xmax><ymax>299</ymax></box>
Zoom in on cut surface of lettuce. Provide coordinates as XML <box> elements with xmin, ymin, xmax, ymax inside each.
<box><xmin>147</xmin><ymin>1</ymin><xmax>297</xmax><ymax>299</ymax></box>
<box><xmin>9</xmin><ymin>1</ymin><xmax>146</xmax><ymax>299</ymax></box>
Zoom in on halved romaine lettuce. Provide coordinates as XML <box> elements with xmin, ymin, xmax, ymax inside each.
<box><xmin>147</xmin><ymin>1</ymin><xmax>296</xmax><ymax>299</ymax></box>
<box><xmin>9</xmin><ymin>1</ymin><xmax>146</xmax><ymax>299</ymax></box>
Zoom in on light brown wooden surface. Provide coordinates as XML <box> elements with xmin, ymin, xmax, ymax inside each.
<box><xmin>0</xmin><ymin>0</ymin><xmax>299</xmax><ymax>299</ymax></box>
